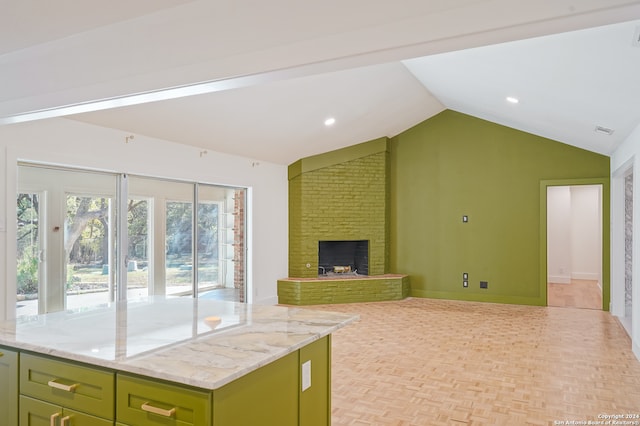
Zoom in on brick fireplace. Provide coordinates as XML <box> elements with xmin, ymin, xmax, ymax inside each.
<box><xmin>287</xmin><ymin>138</ymin><xmax>389</xmax><ymax>278</ymax></box>
<box><xmin>279</xmin><ymin>138</ymin><xmax>409</xmax><ymax>304</ymax></box>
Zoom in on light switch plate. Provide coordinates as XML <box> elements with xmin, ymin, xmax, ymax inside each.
<box><xmin>302</xmin><ymin>360</ymin><xmax>311</xmax><ymax>391</ymax></box>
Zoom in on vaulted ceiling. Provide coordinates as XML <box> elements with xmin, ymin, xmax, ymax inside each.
<box><xmin>2</xmin><ymin>1</ymin><xmax>640</xmax><ymax>164</ymax></box>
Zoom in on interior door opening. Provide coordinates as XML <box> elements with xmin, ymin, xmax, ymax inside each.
<box><xmin>547</xmin><ymin>184</ymin><xmax>603</xmax><ymax>310</ymax></box>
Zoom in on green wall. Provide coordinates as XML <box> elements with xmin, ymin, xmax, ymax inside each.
<box><xmin>390</xmin><ymin>110</ymin><xmax>610</xmax><ymax>306</ymax></box>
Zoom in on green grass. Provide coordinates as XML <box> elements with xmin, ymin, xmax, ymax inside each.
<box><xmin>68</xmin><ymin>264</ymin><xmax>219</xmax><ymax>289</ymax></box>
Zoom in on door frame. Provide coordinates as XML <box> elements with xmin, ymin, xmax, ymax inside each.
<box><xmin>611</xmin><ymin>159</ymin><xmax>633</xmax><ymax>330</ymax></box>
<box><xmin>540</xmin><ymin>177</ymin><xmax>610</xmax><ymax>310</ymax></box>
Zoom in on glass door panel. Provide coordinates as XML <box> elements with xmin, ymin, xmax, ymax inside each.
<box><xmin>196</xmin><ymin>201</ymin><xmax>219</xmax><ymax>293</ymax></box>
<box><xmin>127</xmin><ymin>198</ymin><xmax>150</xmax><ymax>299</ymax></box>
<box><xmin>166</xmin><ymin>201</ymin><xmax>193</xmax><ymax>296</ymax></box>
<box><xmin>129</xmin><ymin>177</ymin><xmax>194</xmax><ymax>298</ymax></box>
<box><xmin>64</xmin><ymin>195</ymin><xmax>113</xmax><ymax>310</ymax></box>
<box><xmin>16</xmin><ymin>193</ymin><xmax>42</xmax><ymax>316</ymax></box>
<box><xmin>197</xmin><ymin>185</ymin><xmax>246</xmax><ymax>302</ymax></box>
<box><xmin>196</xmin><ymin>185</ymin><xmax>223</xmax><ymax>297</ymax></box>
<box><xmin>128</xmin><ymin>176</ymin><xmax>160</xmax><ymax>298</ymax></box>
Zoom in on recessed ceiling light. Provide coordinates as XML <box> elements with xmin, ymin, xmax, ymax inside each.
<box><xmin>324</xmin><ymin>117</ymin><xmax>336</xmax><ymax>126</ymax></box>
<box><xmin>506</xmin><ymin>96</ymin><xmax>519</xmax><ymax>104</ymax></box>
<box><xmin>594</xmin><ymin>125</ymin><xmax>614</xmax><ymax>135</ymax></box>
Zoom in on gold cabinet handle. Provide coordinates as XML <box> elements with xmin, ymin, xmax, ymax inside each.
<box><xmin>47</xmin><ymin>379</ymin><xmax>78</xmax><ymax>392</ymax></box>
<box><xmin>0</xmin><ymin>351</ymin><xmax>3</xmax><ymax>357</ymax></box>
<box><xmin>50</xmin><ymin>412</ymin><xmax>60</xmax><ymax>426</ymax></box>
<box><xmin>61</xmin><ymin>415</ymin><xmax>71</xmax><ymax>426</ymax></box>
<box><xmin>141</xmin><ymin>402</ymin><xmax>176</xmax><ymax>417</ymax></box>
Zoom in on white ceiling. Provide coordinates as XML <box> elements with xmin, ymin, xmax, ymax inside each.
<box><xmin>2</xmin><ymin>0</ymin><xmax>640</xmax><ymax>164</ymax></box>
<box><xmin>403</xmin><ymin>20</ymin><xmax>640</xmax><ymax>156</ymax></box>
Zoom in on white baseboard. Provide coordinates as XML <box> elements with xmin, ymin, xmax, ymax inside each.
<box><xmin>571</xmin><ymin>272</ymin><xmax>600</xmax><ymax>281</ymax></box>
<box><xmin>548</xmin><ymin>275</ymin><xmax>571</xmax><ymax>284</ymax></box>
<box><xmin>619</xmin><ymin>315</ymin><xmax>632</xmax><ymax>336</ymax></box>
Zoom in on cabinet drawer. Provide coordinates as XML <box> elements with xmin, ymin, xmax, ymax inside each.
<box><xmin>20</xmin><ymin>395</ymin><xmax>113</xmax><ymax>426</ymax></box>
<box><xmin>20</xmin><ymin>353</ymin><xmax>115</xmax><ymax>419</ymax></box>
<box><xmin>117</xmin><ymin>374</ymin><xmax>211</xmax><ymax>426</ymax></box>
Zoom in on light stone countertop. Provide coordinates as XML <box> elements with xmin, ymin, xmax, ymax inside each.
<box><xmin>0</xmin><ymin>296</ymin><xmax>358</xmax><ymax>390</ymax></box>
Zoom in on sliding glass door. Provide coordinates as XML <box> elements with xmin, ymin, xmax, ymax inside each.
<box><xmin>16</xmin><ymin>164</ymin><xmax>248</xmax><ymax>317</ymax></box>
<box><xmin>17</xmin><ymin>165</ymin><xmax>117</xmax><ymax>316</ymax></box>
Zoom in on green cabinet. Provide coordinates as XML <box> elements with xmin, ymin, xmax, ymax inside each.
<box><xmin>212</xmin><ymin>335</ymin><xmax>331</xmax><ymax>426</ymax></box>
<box><xmin>0</xmin><ymin>347</ymin><xmax>19</xmax><ymax>426</ymax></box>
<box><xmin>116</xmin><ymin>375</ymin><xmax>211</xmax><ymax>426</ymax></box>
<box><xmin>213</xmin><ymin>351</ymin><xmax>299</xmax><ymax>426</ymax></box>
<box><xmin>299</xmin><ymin>336</ymin><xmax>331</xmax><ymax>426</ymax></box>
<box><xmin>10</xmin><ymin>335</ymin><xmax>332</xmax><ymax>426</ymax></box>
<box><xmin>19</xmin><ymin>395</ymin><xmax>112</xmax><ymax>425</ymax></box>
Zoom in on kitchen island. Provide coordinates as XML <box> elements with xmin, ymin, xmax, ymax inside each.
<box><xmin>0</xmin><ymin>296</ymin><xmax>357</xmax><ymax>426</ymax></box>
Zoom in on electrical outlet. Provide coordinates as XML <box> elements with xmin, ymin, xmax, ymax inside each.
<box><xmin>463</xmin><ymin>280</ymin><xmax>468</xmax><ymax>288</ymax></box>
<box><xmin>463</xmin><ymin>272</ymin><xmax>468</xmax><ymax>280</ymax></box>
<box><xmin>480</xmin><ymin>281</ymin><xmax>488</xmax><ymax>289</ymax></box>
<box><xmin>462</xmin><ymin>215</ymin><xmax>469</xmax><ymax>223</ymax></box>
<box><xmin>302</xmin><ymin>360</ymin><xmax>311</xmax><ymax>391</ymax></box>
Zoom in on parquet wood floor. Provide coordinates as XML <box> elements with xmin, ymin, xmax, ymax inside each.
<box><xmin>306</xmin><ymin>298</ymin><xmax>640</xmax><ymax>425</ymax></box>
<box><xmin>548</xmin><ymin>279</ymin><xmax>602</xmax><ymax>310</ymax></box>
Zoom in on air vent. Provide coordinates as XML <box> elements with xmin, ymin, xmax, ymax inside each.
<box><xmin>595</xmin><ymin>125</ymin><xmax>614</xmax><ymax>135</ymax></box>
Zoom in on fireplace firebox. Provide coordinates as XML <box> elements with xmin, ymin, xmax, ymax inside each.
<box><xmin>318</xmin><ymin>240</ymin><xmax>369</xmax><ymax>276</ymax></box>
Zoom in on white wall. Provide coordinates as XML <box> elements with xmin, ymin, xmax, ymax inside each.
<box><xmin>0</xmin><ymin>118</ymin><xmax>289</xmax><ymax>319</ymax></box>
<box><xmin>570</xmin><ymin>185</ymin><xmax>602</xmax><ymax>282</ymax></box>
<box><xmin>547</xmin><ymin>186</ymin><xmax>572</xmax><ymax>283</ymax></box>
<box><xmin>547</xmin><ymin>185</ymin><xmax>602</xmax><ymax>284</ymax></box>
<box><xmin>611</xmin><ymin>121</ymin><xmax>640</xmax><ymax>361</ymax></box>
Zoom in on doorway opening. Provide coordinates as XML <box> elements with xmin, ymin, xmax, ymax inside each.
<box><xmin>546</xmin><ymin>184</ymin><xmax>603</xmax><ymax>309</ymax></box>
